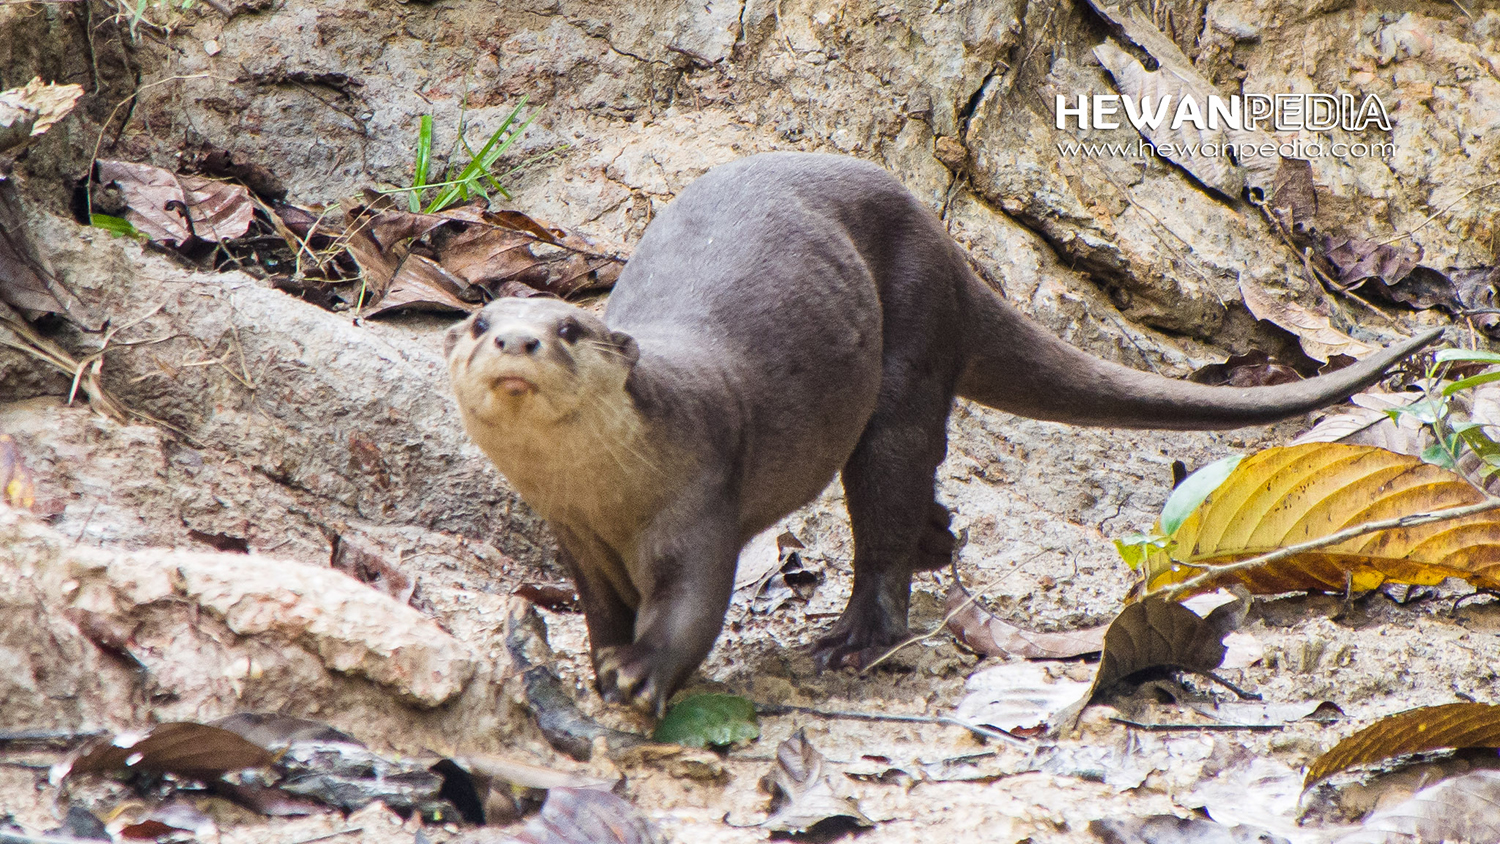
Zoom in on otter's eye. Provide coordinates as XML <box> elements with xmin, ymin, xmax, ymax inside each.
<box><xmin>470</xmin><ymin>314</ymin><xmax>490</xmax><ymax>337</ymax></box>
<box><xmin>557</xmin><ymin>320</ymin><xmax>583</xmax><ymax>344</ymax></box>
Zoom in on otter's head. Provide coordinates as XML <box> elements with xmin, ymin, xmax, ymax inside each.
<box><xmin>445</xmin><ymin>298</ymin><xmax>640</xmax><ymax>431</ymax></box>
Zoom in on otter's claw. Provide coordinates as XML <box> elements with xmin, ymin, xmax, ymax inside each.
<box><xmin>594</xmin><ymin>644</ymin><xmax>667</xmax><ymax>717</ymax></box>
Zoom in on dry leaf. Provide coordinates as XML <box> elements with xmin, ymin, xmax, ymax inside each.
<box><xmin>1143</xmin><ymin>443</ymin><xmax>1500</xmax><ymax>596</ymax></box>
<box><xmin>1238</xmin><ymin>277</ymin><xmax>1378</xmax><ymax>361</ymax></box>
<box><xmin>1092</xmin><ymin>40</ymin><xmax>1243</xmax><ymax>197</ymax></box>
<box><xmin>1268</xmin><ymin>157</ymin><xmax>1318</xmax><ymax>228</ymax></box>
<box><xmin>1189</xmin><ymin>350</ymin><xmax>1304</xmax><ymax>388</ymax></box>
<box><xmin>503</xmin><ymin>787</ymin><xmax>664</xmax><ymax>844</ymax></box>
<box><xmin>1085</xmin><ymin>0</ymin><xmax>1283</xmax><ymax>193</ymax></box>
<box><xmin>0</xmin><ymin>179</ymin><xmax>93</xmax><ymax>323</ymax></box>
<box><xmin>945</xmin><ymin>583</ymin><xmax>1106</xmax><ymax>658</ymax></box>
<box><xmin>96</xmin><ymin>160</ymin><xmax>253</xmax><ymax>245</ymax></box>
<box><xmin>1331</xmin><ymin>769</ymin><xmax>1500</xmax><ymax>844</ymax></box>
<box><xmin>954</xmin><ymin>661</ymin><xmax>1094</xmax><ymax>733</ymax></box>
<box><xmin>1092</xmin><ymin>594</ymin><xmax>1232</xmax><ymax>697</ymax></box>
<box><xmin>0</xmin><ymin>433</ymin><xmax>36</xmax><ymax>511</ymax></box>
<box><xmin>759</xmin><ymin>729</ymin><xmax>874</xmax><ymax>835</ymax></box>
<box><xmin>0</xmin><ymin>77</ymin><xmax>84</xmax><ymax>153</ymax></box>
<box><xmin>59</xmin><ymin>722</ymin><xmax>275</xmax><ymax>782</ymax></box>
<box><xmin>1305</xmin><ymin>702</ymin><xmax>1500</xmax><ymax>786</ymax></box>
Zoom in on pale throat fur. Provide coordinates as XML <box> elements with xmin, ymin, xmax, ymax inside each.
<box><xmin>445</xmin><ymin>300</ymin><xmax>673</xmax><ymax>553</ymax></box>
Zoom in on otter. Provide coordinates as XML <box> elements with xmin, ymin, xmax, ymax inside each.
<box><xmin>446</xmin><ymin>153</ymin><xmax>1441</xmax><ymax>715</ymax></box>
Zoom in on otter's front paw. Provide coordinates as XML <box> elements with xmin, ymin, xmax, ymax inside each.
<box><xmin>809</xmin><ymin>607</ymin><xmax>908</xmax><ymax>672</ymax></box>
<box><xmin>594</xmin><ymin>644</ymin><xmax>668</xmax><ymax>717</ymax></box>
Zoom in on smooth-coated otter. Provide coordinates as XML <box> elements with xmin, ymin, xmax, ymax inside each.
<box><xmin>446</xmin><ymin>153</ymin><xmax>1441</xmax><ymax>715</ymax></box>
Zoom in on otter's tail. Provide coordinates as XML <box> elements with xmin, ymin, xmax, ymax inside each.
<box><xmin>955</xmin><ymin>275</ymin><xmax>1443</xmax><ymax>431</ymax></box>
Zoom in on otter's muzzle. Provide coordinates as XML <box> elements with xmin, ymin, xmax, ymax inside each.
<box><xmin>494</xmin><ymin>329</ymin><xmax>542</xmax><ymax>356</ymax></box>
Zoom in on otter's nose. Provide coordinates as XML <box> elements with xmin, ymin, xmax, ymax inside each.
<box><xmin>495</xmin><ymin>330</ymin><xmax>542</xmax><ymax>356</ymax></box>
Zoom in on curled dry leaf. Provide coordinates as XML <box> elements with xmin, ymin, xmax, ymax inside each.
<box><xmin>58</xmin><ymin>722</ymin><xmax>275</xmax><ymax>783</ymax></box>
<box><xmin>1085</xmin><ymin>0</ymin><xmax>1283</xmax><ymax>193</ymax></box>
<box><xmin>96</xmin><ymin>160</ymin><xmax>254</xmax><ymax>245</ymax></box>
<box><xmin>1330</xmin><ymin>769</ymin><xmax>1500</xmax><ymax>844</ymax></box>
<box><xmin>759</xmin><ymin>729</ymin><xmax>874</xmax><ymax>835</ymax></box>
<box><xmin>0</xmin><ymin>178</ymin><xmax>93</xmax><ymax>324</ymax></box>
<box><xmin>0</xmin><ymin>77</ymin><xmax>84</xmax><ymax>153</ymax></box>
<box><xmin>504</xmin><ymin>600</ymin><xmax>645</xmax><ymax>761</ymax></box>
<box><xmin>1092</xmin><ymin>40</ymin><xmax>1243</xmax><ymax>198</ymax></box>
<box><xmin>1188</xmin><ymin>350</ymin><xmax>1304</xmax><ymax>388</ymax></box>
<box><xmin>500</xmin><ymin>787</ymin><xmax>664</xmax><ymax>844</ymax></box>
<box><xmin>1092</xmin><ymin>594</ymin><xmax>1232</xmax><ymax>698</ymax></box>
<box><xmin>0</xmin><ymin>433</ymin><xmax>36</xmax><ymax>510</ymax></box>
<box><xmin>1305</xmin><ymin>702</ymin><xmax>1500</xmax><ymax>786</ymax></box>
<box><xmin>1142</xmin><ymin>443</ymin><xmax>1500</xmax><ymax>596</ymax></box>
<box><xmin>944</xmin><ymin>582</ymin><xmax>1106</xmax><ymax>658</ymax></box>
<box><xmin>1238</xmin><ymin>277</ymin><xmax>1378</xmax><ymax>362</ymax></box>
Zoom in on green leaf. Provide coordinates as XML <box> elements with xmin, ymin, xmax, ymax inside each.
<box><xmin>409</xmin><ymin>114</ymin><xmax>433</xmax><ymax>213</ymax></box>
<box><xmin>90</xmin><ymin>213</ymin><xmax>142</xmax><ymax>239</ymax></box>
<box><xmin>1114</xmin><ymin>533</ymin><xmax>1170</xmax><ymax>570</ymax></box>
<box><xmin>425</xmin><ymin>97</ymin><xmax>534</xmax><ymax>213</ymax></box>
<box><xmin>1420</xmin><ymin>441</ymin><xmax>1458</xmax><ymax>469</ymax></box>
<box><xmin>1387</xmin><ymin>398</ymin><xmax>1446</xmax><ymax>425</ymax></box>
<box><xmin>652</xmin><ymin>694</ymin><xmax>759</xmax><ymax>748</ymax></box>
<box><xmin>1437</xmin><ymin>349</ymin><xmax>1500</xmax><ymax>365</ymax></box>
<box><xmin>1160</xmin><ymin>455</ymin><xmax>1243</xmax><ymax>536</ymax></box>
<box><xmin>1443</xmin><ymin>370</ymin><xmax>1500</xmax><ymax>396</ymax></box>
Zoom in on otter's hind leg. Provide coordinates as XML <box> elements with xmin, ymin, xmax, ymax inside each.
<box><xmin>812</xmin><ymin>391</ymin><xmax>955</xmax><ymax>670</ymax></box>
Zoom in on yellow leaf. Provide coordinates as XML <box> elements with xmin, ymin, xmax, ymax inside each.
<box><xmin>1305</xmin><ymin>702</ymin><xmax>1500</xmax><ymax>786</ymax></box>
<box><xmin>1144</xmin><ymin>443</ymin><xmax>1500</xmax><ymax>595</ymax></box>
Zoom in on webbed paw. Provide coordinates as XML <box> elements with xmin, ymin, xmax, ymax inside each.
<box><xmin>594</xmin><ymin>644</ymin><xmax>669</xmax><ymax>717</ymax></box>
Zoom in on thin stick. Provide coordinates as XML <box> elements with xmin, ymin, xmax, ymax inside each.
<box><xmin>284</xmin><ymin>829</ymin><xmax>363</xmax><ymax>844</ymax></box>
<box><xmin>755</xmin><ymin>703</ymin><xmax>1026</xmax><ymax>747</ymax></box>
<box><xmin>861</xmin><ymin>546</ymin><xmax>1047</xmax><ymax>672</ymax></box>
<box><xmin>1160</xmin><ymin>496</ymin><xmax>1500</xmax><ymax>601</ymax></box>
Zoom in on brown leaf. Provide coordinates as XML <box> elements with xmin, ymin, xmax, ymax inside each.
<box><xmin>506</xmin><ymin>787</ymin><xmax>664</xmax><ymax>844</ymax></box>
<box><xmin>1326</xmin><ymin>236</ymin><xmax>1423</xmax><ymax>288</ymax></box>
<box><xmin>1238</xmin><ymin>276</ymin><xmax>1379</xmax><ymax>361</ymax></box>
<box><xmin>945</xmin><ymin>583</ymin><xmax>1106</xmax><ymax>658</ymax></box>
<box><xmin>759</xmin><ymin>729</ymin><xmax>874</xmax><ymax>835</ymax></box>
<box><xmin>118</xmin><ymin>800</ymin><xmax>216</xmax><ymax>841</ymax></box>
<box><xmin>96</xmin><ymin>160</ymin><xmax>253</xmax><ymax>245</ymax></box>
<box><xmin>1268</xmin><ymin>157</ymin><xmax>1317</xmax><ymax>228</ymax></box>
<box><xmin>1331</xmin><ymin>769</ymin><xmax>1500</xmax><ymax>844</ymax></box>
<box><xmin>0</xmin><ymin>178</ymin><xmax>94</xmax><ymax>324</ymax></box>
<box><xmin>365</xmin><ymin>209</ymin><xmax>451</xmax><ymax>251</ymax></box>
<box><xmin>1189</xmin><ymin>350</ymin><xmax>1304</xmax><ymax>388</ymax></box>
<box><xmin>365</xmin><ymin>253</ymin><xmax>476</xmax><ymax>316</ymax></box>
<box><xmin>513</xmin><ymin>582</ymin><xmax>580</xmax><ymax>612</ymax></box>
<box><xmin>0</xmin><ymin>433</ymin><xmax>36</xmax><ymax>511</ymax></box>
<box><xmin>1305</xmin><ymin>702</ymin><xmax>1500</xmax><ymax>786</ymax></box>
<box><xmin>1092</xmin><ymin>595</ymin><xmax>1231</xmax><ymax>698</ymax></box>
<box><xmin>61</xmin><ymin>722</ymin><xmax>276</xmax><ymax>782</ymax></box>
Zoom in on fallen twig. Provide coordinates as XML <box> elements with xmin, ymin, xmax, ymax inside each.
<box><xmin>754</xmin><ymin>702</ymin><xmax>1027</xmax><ymax>746</ymax></box>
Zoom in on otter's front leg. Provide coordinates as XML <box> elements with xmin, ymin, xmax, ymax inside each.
<box><xmin>594</xmin><ymin>481</ymin><xmax>739</xmax><ymax>716</ymax></box>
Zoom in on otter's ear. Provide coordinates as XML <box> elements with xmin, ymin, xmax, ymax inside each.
<box><xmin>609</xmin><ymin>330</ymin><xmax>640</xmax><ymax>366</ymax></box>
<box><xmin>443</xmin><ymin>321</ymin><xmax>465</xmax><ymax>359</ymax></box>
